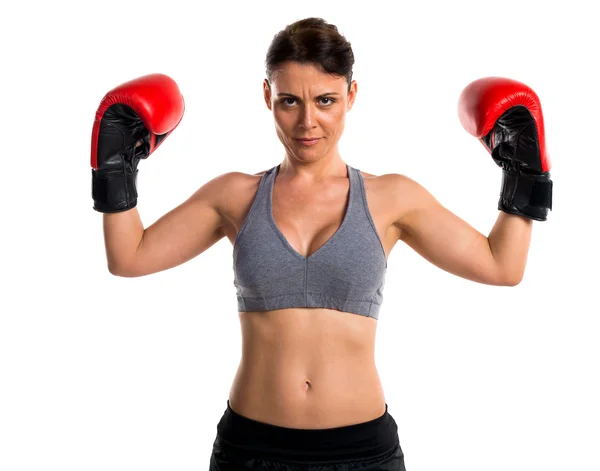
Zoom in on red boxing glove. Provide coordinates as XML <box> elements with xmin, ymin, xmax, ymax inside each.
<box><xmin>91</xmin><ymin>73</ymin><xmax>185</xmax><ymax>213</ymax></box>
<box><xmin>458</xmin><ymin>77</ymin><xmax>552</xmax><ymax>221</ymax></box>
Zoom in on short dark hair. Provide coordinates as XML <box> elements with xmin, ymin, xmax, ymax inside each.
<box><xmin>265</xmin><ymin>17</ymin><xmax>355</xmax><ymax>92</ymax></box>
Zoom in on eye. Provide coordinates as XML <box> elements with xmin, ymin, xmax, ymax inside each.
<box><xmin>279</xmin><ymin>97</ymin><xmax>336</xmax><ymax>107</ymax></box>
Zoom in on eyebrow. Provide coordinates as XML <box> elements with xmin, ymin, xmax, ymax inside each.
<box><xmin>276</xmin><ymin>92</ymin><xmax>340</xmax><ymax>99</ymax></box>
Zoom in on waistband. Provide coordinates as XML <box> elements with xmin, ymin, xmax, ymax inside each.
<box><xmin>215</xmin><ymin>400</ymin><xmax>399</xmax><ymax>461</ymax></box>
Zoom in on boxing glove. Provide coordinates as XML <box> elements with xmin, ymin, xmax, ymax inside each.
<box><xmin>91</xmin><ymin>73</ymin><xmax>185</xmax><ymax>213</ymax></box>
<box><xmin>458</xmin><ymin>77</ymin><xmax>552</xmax><ymax>221</ymax></box>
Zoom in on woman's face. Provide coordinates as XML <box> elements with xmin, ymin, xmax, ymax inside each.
<box><xmin>263</xmin><ymin>61</ymin><xmax>357</xmax><ymax>162</ymax></box>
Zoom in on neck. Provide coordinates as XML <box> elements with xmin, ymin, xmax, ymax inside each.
<box><xmin>279</xmin><ymin>149</ymin><xmax>346</xmax><ymax>182</ymax></box>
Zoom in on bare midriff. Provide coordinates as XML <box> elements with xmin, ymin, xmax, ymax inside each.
<box><xmin>228</xmin><ymin>306</ymin><xmax>387</xmax><ymax>429</ymax></box>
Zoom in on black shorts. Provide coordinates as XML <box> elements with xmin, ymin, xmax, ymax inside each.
<box><xmin>208</xmin><ymin>400</ymin><xmax>406</xmax><ymax>470</ymax></box>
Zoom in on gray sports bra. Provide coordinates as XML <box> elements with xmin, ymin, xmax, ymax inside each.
<box><xmin>232</xmin><ymin>163</ymin><xmax>387</xmax><ymax>319</ymax></box>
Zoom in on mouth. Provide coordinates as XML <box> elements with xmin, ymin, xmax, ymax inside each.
<box><xmin>295</xmin><ymin>138</ymin><xmax>321</xmax><ymax>146</ymax></box>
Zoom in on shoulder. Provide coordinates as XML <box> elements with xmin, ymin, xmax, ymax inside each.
<box><xmin>359</xmin><ymin>170</ymin><xmax>440</xmax><ymax>227</ymax></box>
<box><xmin>195</xmin><ymin>167</ymin><xmax>271</xmax><ymax>195</ymax></box>
<box><xmin>191</xmin><ymin>167</ymin><xmax>272</xmax><ymax>219</ymax></box>
<box><xmin>359</xmin><ymin>170</ymin><xmax>428</xmax><ymax>201</ymax></box>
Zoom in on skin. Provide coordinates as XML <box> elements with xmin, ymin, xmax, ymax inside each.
<box><xmin>103</xmin><ymin>61</ymin><xmax>532</xmax><ymax>429</ymax></box>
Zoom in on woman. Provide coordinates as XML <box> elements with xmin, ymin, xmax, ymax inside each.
<box><xmin>91</xmin><ymin>17</ymin><xmax>552</xmax><ymax>471</ymax></box>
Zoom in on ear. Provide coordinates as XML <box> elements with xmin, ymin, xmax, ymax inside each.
<box><xmin>347</xmin><ymin>80</ymin><xmax>358</xmax><ymax>111</ymax></box>
<box><xmin>263</xmin><ymin>79</ymin><xmax>272</xmax><ymax>110</ymax></box>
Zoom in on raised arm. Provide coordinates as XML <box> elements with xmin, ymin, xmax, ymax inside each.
<box><xmin>90</xmin><ymin>73</ymin><xmax>231</xmax><ymax>277</ymax></box>
<box><xmin>392</xmin><ymin>175</ymin><xmax>531</xmax><ymax>286</ymax></box>
<box><xmin>392</xmin><ymin>76</ymin><xmax>552</xmax><ymax>285</ymax></box>
<box><xmin>105</xmin><ymin>172</ymin><xmax>233</xmax><ymax>277</ymax></box>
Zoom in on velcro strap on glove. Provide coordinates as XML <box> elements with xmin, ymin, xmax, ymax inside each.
<box><xmin>499</xmin><ymin>169</ymin><xmax>553</xmax><ymax>221</ymax></box>
<box><xmin>92</xmin><ymin>169</ymin><xmax>138</xmax><ymax>213</ymax></box>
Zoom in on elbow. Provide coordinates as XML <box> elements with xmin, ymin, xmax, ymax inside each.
<box><xmin>106</xmin><ymin>252</ymin><xmax>142</xmax><ymax>277</ymax></box>
<box><xmin>503</xmin><ymin>277</ymin><xmax>522</xmax><ymax>287</ymax></box>
<box><xmin>107</xmin><ymin>264</ymin><xmax>125</xmax><ymax>277</ymax></box>
<box><xmin>490</xmin><ymin>264</ymin><xmax>523</xmax><ymax>286</ymax></box>
<box><xmin>107</xmin><ymin>263</ymin><xmax>137</xmax><ymax>278</ymax></box>
<box><xmin>500</xmin><ymin>271</ymin><xmax>523</xmax><ymax>287</ymax></box>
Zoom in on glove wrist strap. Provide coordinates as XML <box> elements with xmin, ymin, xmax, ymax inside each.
<box><xmin>92</xmin><ymin>169</ymin><xmax>138</xmax><ymax>213</ymax></box>
<box><xmin>498</xmin><ymin>168</ymin><xmax>553</xmax><ymax>221</ymax></box>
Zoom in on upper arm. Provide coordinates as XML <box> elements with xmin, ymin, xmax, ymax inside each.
<box><xmin>390</xmin><ymin>174</ymin><xmax>505</xmax><ymax>285</ymax></box>
<box><xmin>117</xmin><ymin>172</ymin><xmax>238</xmax><ymax>277</ymax></box>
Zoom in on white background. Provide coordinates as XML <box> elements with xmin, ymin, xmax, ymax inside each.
<box><xmin>1</xmin><ymin>0</ymin><xmax>598</xmax><ymax>470</ymax></box>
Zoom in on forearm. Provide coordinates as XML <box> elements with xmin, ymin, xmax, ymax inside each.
<box><xmin>488</xmin><ymin>211</ymin><xmax>533</xmax><ymax>285</ymax></box>
<box><xmin>103</xmin><ymin>208</ymin><xmax>145</xmax><ymax>275</ymax></box>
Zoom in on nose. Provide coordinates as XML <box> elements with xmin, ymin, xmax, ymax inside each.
<box><xmin>299</xmin><ymin>103</ymin><xmax>317</xmax><ymax>129</ymax></box>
